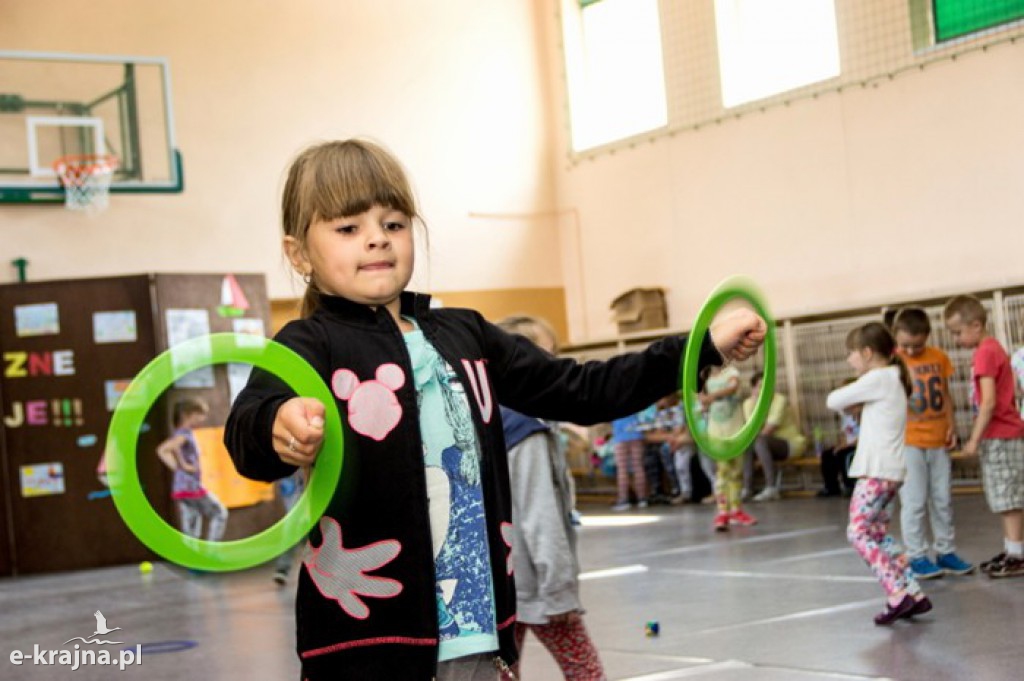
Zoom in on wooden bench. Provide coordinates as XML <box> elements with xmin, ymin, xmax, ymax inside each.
<box><xmin>774</xmin><ymin>450</ymin><xmax>983</xmax><ymax>495</ymax></box>
<box><xmin>775</xmin><ymin>455</ymin><xmax>821</xmax><ymax>492</ymax></box>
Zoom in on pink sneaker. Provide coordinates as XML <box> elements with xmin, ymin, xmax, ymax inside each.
<box><xmin>730</xmin><ymin>509</ymin><xmax>758</xmax><ymax>526</ymax></box>
<box><xmin>713</xmin><ymin>513</ymin><xmax>730</xmax><ymax>532</ymax></box>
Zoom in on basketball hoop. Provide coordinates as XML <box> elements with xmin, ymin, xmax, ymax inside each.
<box><xmin>53</xmin><ymin>154</ymin><xmax>118</xmax><ymax>211</ymax></box>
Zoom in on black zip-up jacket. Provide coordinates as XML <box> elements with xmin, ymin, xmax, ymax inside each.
<box><xmin>224</xmin><ymin>291</ymin><xmax>721</xmax><ymax>680</ymax></box>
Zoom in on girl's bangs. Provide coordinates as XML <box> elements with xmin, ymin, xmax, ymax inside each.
<box><xmin>306</xmin><ymin>145</ymin><xmax>415</xmax><ymax>223</ymax></box>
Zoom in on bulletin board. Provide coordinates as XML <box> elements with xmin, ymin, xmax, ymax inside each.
<box><xmin>0</xmin><ymin>275</ymin><xmax>169</xmax><ymax>575</ymax></box>
<box><xmin>0</xmin><ymin>272</ymin><xmax>282</xmax><ymax>574</ymax></box>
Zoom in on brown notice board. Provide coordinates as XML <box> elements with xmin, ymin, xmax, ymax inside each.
<box><xmin>0</xmin><ymin>272</ymin><xmax>280</xmax><ymax>576</ymax></box>
<box><xmin>0</xmin><ymin>275</ymin><xmax>168</xmax><ymax>575</ymax></box>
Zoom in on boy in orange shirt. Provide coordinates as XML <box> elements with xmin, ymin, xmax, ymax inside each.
<box><xmin>944</xmin><ymin>296</ymin><xmax>1024</xmax><ymax>578</ymax></box>
<box><xmin>893</xmin><ymin>308</ymin><xmax>974</xmax><ymax>578</ymax></box>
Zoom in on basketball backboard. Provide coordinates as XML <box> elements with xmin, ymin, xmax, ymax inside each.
<box><xmin>0</xmin><ymin>50</ymin><xmax>183</xmax><ymax>204</ymax></box>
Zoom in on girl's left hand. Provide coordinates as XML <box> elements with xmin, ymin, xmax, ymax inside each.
<box><xmin>710</xmin><ymin>308</ymin><xmax>767</xmax><ymax>362</ymax></box>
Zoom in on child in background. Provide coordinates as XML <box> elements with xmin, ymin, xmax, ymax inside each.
<box><xmin>892</xmin><ymin>308</ymin><xmax>974</xmax><ymax>578</ymax></box>
<box><xmin>646</xmin><ymin>392</ymin><xmax>691</xmax><ymax>503</ymax></box>
<box><xmin>701</xmin><ymin>364</ymin><xmax>757</xmax><ymax>531</ymax></box>
<box><xmin>272</xmin><ymin>468</ymin><xmax>307</xmax><ymax>585</ymax></box>
<box><xmin>742</xmin><ymin>371</ymin><xmax>807</xmax><ymax>502</ymax></box>
<box><xmin>817</xmin><ymin>397</ymin><xmax>858</xmax><ymax>498</ymax></box>
<box><xmin>224</xmin><ymin>139</ymin><xmax>767</xmax><ymax>679</ymax></box>
<box><xmin>944</xmin><ymin>296</ymin><xmax>1024</xmax><ymax>578</ymax></box>
<box><xmin>610</xmin><ymin>412</ymin><xmax>648</xmax><ymax>511</ymax></box>
<box><xmin>827</xmin><ymin>322</ymin><xmax>931</xmax><ymax>625</ymax></box>
<box><xmin>640</xmin><ymin>397</ymin><xmax>684</xmax><ymax>505</ymax></box>
<box><xmin>665</xmin><ymin>396</ymin><xmax>699</xmax><ymax>503</ymax></box>
<box><xmin>156</xmin><ymin>398</ymin><xmax>229</xmax><ymax>543</ymax></box>
<box><xmin>1012</xmin><ymin>336</ymin><xmax>1024</xmax><ymax>419</ymax></box>
<box><xmin>496</xmin><ymin>315</ymin><xmax>605</xmax><ymax>681</ymax></box>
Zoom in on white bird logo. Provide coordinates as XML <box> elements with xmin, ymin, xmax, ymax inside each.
<box><xmin>92</xmin><ymin>611</ymin><xmax>121</xmax><ymax>636</ymax></box>
<box><xmin>63</xmin><ymin>610</ymin><xmax>123</xmax><ymax>645</ymax></box>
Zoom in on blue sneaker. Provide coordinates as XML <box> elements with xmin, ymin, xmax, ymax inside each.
<box><xmin>936</xmin><ymin>552</ymin><xmax>976</xmax><ymax>576</ymax></box>
<box><xmin>909</xmin><ymin>556</ymin><xmax>944</xmax><ymax>579</ymax></box>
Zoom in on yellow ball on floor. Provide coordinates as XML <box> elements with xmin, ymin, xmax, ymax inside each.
<box><xmin>139</xmin><ymin>561</ymin><xmax>153</xmax><ymax>574</ymax></box>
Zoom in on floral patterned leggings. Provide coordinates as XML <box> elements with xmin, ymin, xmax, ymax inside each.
<box><xmin>847</xmin><ymin>477</ymin><xmax>922</xmax><ymax>599</ymax></box>
<box><xmin>715</xmin><ymin>456</ymin><xmax>743</xmax><ymax>513</ymax></box>
<box><xmin>503</xmin><ymin>617</ymin><xmax>606</xmax><ymax>681</ymax></box>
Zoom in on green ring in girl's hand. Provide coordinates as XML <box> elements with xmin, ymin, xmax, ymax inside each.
<box><xmin>105</xmin><ymin>333</ymin><xmax>342</xmax><ymax>571</ymax></box>
<box><xmin>682</xmin><ymin>277</ymin><xmax>776</xmax><ymax>462</ymax></box>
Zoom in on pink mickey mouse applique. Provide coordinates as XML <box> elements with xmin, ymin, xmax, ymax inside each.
<box><xmin>332</xmin><ymin>364</ymin><xmax>406</xmax><ymax>441</ymax></box>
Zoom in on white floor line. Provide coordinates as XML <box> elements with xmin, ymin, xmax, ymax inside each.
<box><xmin>686</xmin><ymin>598</ymin><xmax>879</xmax><ymax>637</ymax></box>
<box><xmin>622</xmin><ymin>659</ymin><xmax>895</xmax><ymax>681</ymax></box>
<box><xmin>635</xmin><ymin>526</ymin><xmax>841</xmax><ymax>559</ymax></box>
<box><xmin>620</xmin><ymin>659</ymin><xmax>751</xmax><ymax>680</ymax></box>
<box><xmin>579</xmin><ymin>564</ymin><xmax>649</xmax><ymax>581</ymax></box>
<box><xmin>579</xmin><ymin>514</ymin><xmax>662</xmax><ymax>527</ymax></box>
<box><xmin>602</xmin><ymin>649</ymin><xmax>715</xmax><ymax>665</ymax></box>
<box><xmin>763</xmin><ymin>547</ymin><xmax>851</xmax><ymax>565</ymax></box>
<box><xmin>658</xmin><ymin>566</ymin><xmax>876</xmax><ymax>584</ymax></box>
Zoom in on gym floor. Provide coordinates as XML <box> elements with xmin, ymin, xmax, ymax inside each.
<box><xmin>2</xmin><ymin>492</ymin><xmax>1020</xmax><ymax>680</ymax></box>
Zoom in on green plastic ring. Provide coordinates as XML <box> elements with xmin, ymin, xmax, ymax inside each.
<box><xmin>105</xmin><ymin>333</ymin><xmax>342</xmax><ymax>571</ymax></box>
<box><xmin>682</xmin><ymin>277</ymin><xmax>776</xmax><ymax>462</ymax></box>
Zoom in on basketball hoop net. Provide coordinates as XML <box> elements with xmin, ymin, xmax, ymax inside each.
<box><xmin>53</xmin><ymin>154</ymin><xmax>118</xmax><ymax>212</ymax></box>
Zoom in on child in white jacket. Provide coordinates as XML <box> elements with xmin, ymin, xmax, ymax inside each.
<box><xmin>827</xmin><ymin>322</ymin><xmax>932</xmax><ymax>626</ymax></box>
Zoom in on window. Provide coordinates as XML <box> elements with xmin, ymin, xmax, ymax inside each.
<box><xmin>714</xmin><ymin>0</ymin><xmax>841</xmax><ymax>109</ymax></box>
<box><xmin>933</xmin><ymin>0</ymin><xmax>1024</xmax><ymax>42</ymax></box>
<box><xmin>562</xmin><ymin>0</ymin><xmax>668</xmax><ymax>152</ymax></box>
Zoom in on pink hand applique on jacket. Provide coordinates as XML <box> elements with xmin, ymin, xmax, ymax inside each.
<box><xmin>303</xmin><ymin>517</ymin><xmax>403</xmax><ymax>619</ymax></box>
<box><xmin>332</xmin><ymin>364</ymin><xmax>405</xmax><ymax>441</ymax></box>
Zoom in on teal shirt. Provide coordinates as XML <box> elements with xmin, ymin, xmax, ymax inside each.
<box><xmin>404</xmin><ymin>327</ymin><xmax>498</xmax><ymax>661</ymax></box>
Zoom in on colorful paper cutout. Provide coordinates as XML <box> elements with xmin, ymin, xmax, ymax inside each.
<box><xmin>20</xmin><ymin>462</ymin><xmax>65</xmax><ymax>497</ymax></box>
<box><xmin>104</xmin><ymin>379</ymin><xmax>132</xmax><ymax>411</ymax></box>
<box><xmin>165</xmin><ymin>309</ymin><xmax>214</xmax><ymax>388</ymax></box>
<box><xmin>217</xmin><ymin>274</ymin><xmax>251</xmax><ymax>317</ymax></box>
<box><xmin>93</xmin><ymin>310</ymin><xmax>138</xmax><ymax>344</ymax></box>
<box><xmin>14</xmin><ymin>302</ymin><xmax>59</xmax><ymax>337</ymax></box>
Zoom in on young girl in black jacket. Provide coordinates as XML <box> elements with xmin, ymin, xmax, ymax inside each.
<box><xmin>225</xmin><ymin>139</ymin><xmax>766</xmax><ymax>680</ymax></box>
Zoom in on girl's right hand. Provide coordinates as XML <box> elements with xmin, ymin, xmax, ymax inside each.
<box><xmin>710</xmin><ymin>307</ymin><xmax>767</xmax><ymax>362</ymax></box>
<box><xmin>273</xmin><ymin>397</ymin><xmax>326</xmax><ymax>466</ymax></box>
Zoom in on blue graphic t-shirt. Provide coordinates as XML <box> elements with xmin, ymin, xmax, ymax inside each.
<box><xmin>404</xmin><ymin>328</ymin><xmax>498</xmax><ymax>662</ymax></box>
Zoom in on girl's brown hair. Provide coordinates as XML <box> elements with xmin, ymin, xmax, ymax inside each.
<box><xmin>495</xmin><ymin>315</ymin><xmax>559</xmax><ymax>354</ymax></box>
<box><xmin>281</xmin><ymin>139</ymin><xmax>420</xmax><ymax>317</ymax></box>
<box><xmin>172</xmin><ymin>398</ymin><xmax>209</xmax><ymax>427</ymax></box>
<box><xmin>846</xmin><ymin>322</ymin><xmax>911</xmax><ymax>396</ymax></box>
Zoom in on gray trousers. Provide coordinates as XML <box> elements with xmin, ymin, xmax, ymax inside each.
<box><xmin>899</xmin><ymin>446</ymin><xmax>956</xmax><ymax>558</ymax></box>
<box><xmin>436</xmin><ymin>654</ymin><xmax>498</xmax><ymax>680</ymax></box>
<box><xmin>177</xmin><ymin>491</ymin><xmax>228</xmax><ymax>542</ymax></box>
<box><xmin>674</xmin><ymin>447</ymin><xmax>695</xmax><ymax>497</ymax></box>
<box><xmin>674</xmin><ymin>447</ymin><xmax>717</xmax><ymax>498</ymax></box>
<box><xmin>745</xmin><ymin>434</ymin><xmax>790</xmax><ymax>490</ymax></box>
